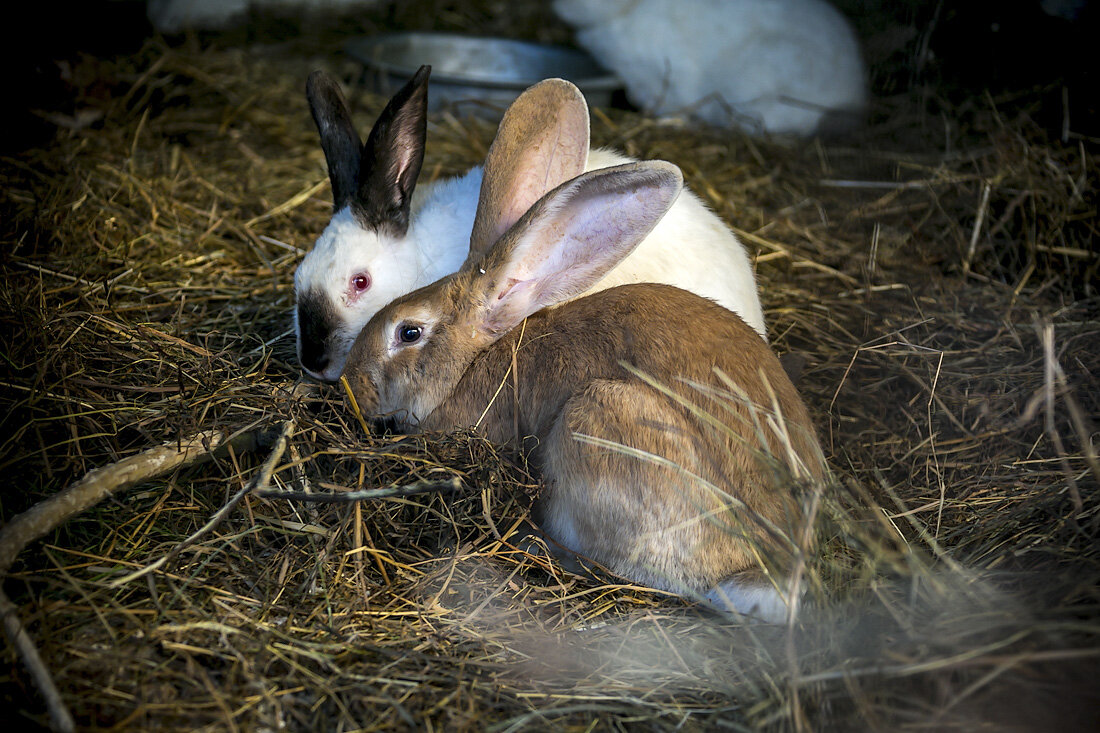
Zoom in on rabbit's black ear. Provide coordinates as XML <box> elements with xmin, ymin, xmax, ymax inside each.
<box><xmin>306</xmin><ymin>71</ymin><xmax>363</xmax><ymax>211</ymax></box>
<box><xmin>354</xmin><ymin>65</ymin><xmax>430</xmax><ymax>236</ymax></box>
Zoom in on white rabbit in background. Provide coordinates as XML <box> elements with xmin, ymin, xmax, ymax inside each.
<box><xmin>341</xmin><ymin>79</ymin><xmax>827</xmax><ymax>621</ymax></box>
<box><xmin>294</xmin><ymin>67</ymin><xmax>766</xmax><ymax>383</ymax></box>
<box><xmin>553</xmin><ymin>0</ymin><xmax>868</xmax><ymax>136</ymax></box>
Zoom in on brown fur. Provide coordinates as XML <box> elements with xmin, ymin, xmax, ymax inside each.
<box><xmin>345</xmin><ymin>282</ymin><xmax>823</xmax><ymax>596</ymax></box>
<box><xmin>342</xmin><ymin>81</ymin><xmax>825</xmax><ymax>613</ymax></box>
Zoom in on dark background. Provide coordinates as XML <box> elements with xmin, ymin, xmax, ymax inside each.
<box><xmin>2</xmin><ymin>0</ymin><xmax>1097</xmax><ymax>154</ymax></box>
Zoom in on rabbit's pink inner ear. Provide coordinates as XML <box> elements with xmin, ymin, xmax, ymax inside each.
<box><xmin>479</xmin><ymin>161</ymin><xmax>684</xmax><ymax>334</ymax></box>
<box><xmin>482</xmin><ymin>278</ymin><xmax>538</xmax><ymax>333</ymax></box>
<box><xmin>489</xmin><ymin>132</ymin><xmax>587</xmax><ymax>236</ymax></box>
<box><xmin>467</xmin><ymin>79</ymin><xmax>590</xmax><ymax>264</ymax></box>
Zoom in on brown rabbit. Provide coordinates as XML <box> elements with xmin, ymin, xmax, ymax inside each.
<box><xmin>343</xmin><ymin>82</ymin><xmax>825</xmax><ymax>622</ymax></box>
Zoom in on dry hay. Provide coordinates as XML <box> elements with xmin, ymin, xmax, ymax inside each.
<box><xmin>2</xmin><ymin>19</ymin><xmax>1099</xmax><ymax>733</ymax></box>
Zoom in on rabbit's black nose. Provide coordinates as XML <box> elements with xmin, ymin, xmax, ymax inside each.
<box><xmin>300</xmin><ymin>350</ymin><xmax>328</xmax><ymax>374</ymax></box>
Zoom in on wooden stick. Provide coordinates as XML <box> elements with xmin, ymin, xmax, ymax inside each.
<box><xmin>0</xmin><ymin>428</ymin><xmax>274</xmax><ymax>574</ymax></box>
<box><xmin>1</xmin><ymin>589</ymin><xmax>74</xmax><ymax>733</ymax></box>
<box><xmin>259</xmin><ymin>476</ymin><xmax>461</xmax><ymax>503</ymax></box>
<box><xmin>0</xmin><ymin>426</ymin><xmax>278</xmax><ymax>732</ymax></box>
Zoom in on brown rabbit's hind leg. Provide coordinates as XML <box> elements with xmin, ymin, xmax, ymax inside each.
<box><xmin>538</xmin><ymin>379</ymin><xmax>757</xmax><ymax>600</ymax></box>
<box><xmin>510</xmin><ymin>519</ymin><xmax>618</xmax><ymax>588</ymax></box>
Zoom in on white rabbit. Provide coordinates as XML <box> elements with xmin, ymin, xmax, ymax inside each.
<box><xmin>294</xmin><ymin>67</ymin><xmax>765</xmax><ymax>382</ymax></box>
<box><xmin>342</xmin><ymin>80</ymin><xmax>826</xmax><ymax>621</ymax></box>
<box><xmin>552</xmin><ymin>0</ymin><xmax>867</xmax><ymax>135</ymax></box>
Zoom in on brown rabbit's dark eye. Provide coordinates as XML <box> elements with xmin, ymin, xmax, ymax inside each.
<box><xmin>398</xmin><ymin>324</ymin><xmax>422</xmax><ymax>344</ymax></box>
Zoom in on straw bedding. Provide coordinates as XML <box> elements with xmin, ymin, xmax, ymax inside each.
<box><xmin>1</xmin><ymin>3</ymin><xmax>1098</xmax><ymax>730</ymax></box>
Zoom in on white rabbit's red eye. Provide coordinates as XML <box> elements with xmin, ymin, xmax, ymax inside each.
<box><xmin>351</xmin><ymin>273</ymin><xmax>371</xmax><ymax>292</ymax></box>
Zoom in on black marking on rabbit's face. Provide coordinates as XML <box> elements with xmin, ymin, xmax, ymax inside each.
<box><xmin>297</xmin><ymin>289</ymin><xmax>339</xmax><ymax>377</ymax></box>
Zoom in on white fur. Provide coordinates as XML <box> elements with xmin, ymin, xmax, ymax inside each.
<box><xmin>553</xmin><ymin>0</ymin><xmax>867</xmax><ymax>135</ymax></box>
<box><xmin>294</xmin><ymin>168</ymin><xmax>480</xmax><ymax>381</ymax></box>
<box><xmin>706</xmin><ymin>579</ymin><xmax>790</xmax><ymax>623</ymax></box>
<box><xmin>581</xmin><ymin>151</ymin><xmax>764</xmax><ymax>329</ymax></box>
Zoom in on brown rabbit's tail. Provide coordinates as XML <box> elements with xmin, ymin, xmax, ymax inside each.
<box><xmin>705</xmin><ymin>575</ymin><xmax>794</xmax><ymax>623</ymax></box>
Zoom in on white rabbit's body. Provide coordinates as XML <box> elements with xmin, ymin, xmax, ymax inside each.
<box><xmin>553</xmin><ymin>0</ymin><xmax>867</xmax><ymax>135</ymax></box>
<box><xmin>295</xmin><ymin>69</ymin><xmax>765</xmax><ymax>382</ymax></box>
<box><xmin>574</xmin><ymin>151</ymin><xmax>762</xmax><ymax>323</ymax></box>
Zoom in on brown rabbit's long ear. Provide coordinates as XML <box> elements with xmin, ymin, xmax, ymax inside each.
<box><xmin>465</xmin><ymin>78</ymin><xmax>590</xmax><ymax>266</ymax></box>
<box><xmin>306</xmin><ymin>70</ymin><xmax>363</xmax><ymax>210</ymax></box>
<box><xmin>475</xmin><ymin>161</ymin><xmax>683</xmax><ymax>335</ymax></box>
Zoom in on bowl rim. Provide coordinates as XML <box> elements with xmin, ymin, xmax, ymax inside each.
<box><xmin>345</xmin><ymin>31</ymin><xmax>621</xmax><ymax>91</ymax></box>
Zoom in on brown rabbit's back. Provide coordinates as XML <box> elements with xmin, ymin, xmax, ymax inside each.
<box><xmin>430</xmin><ymin>283</ymin><xmax>821</xmax><ymax>472</ymax></box>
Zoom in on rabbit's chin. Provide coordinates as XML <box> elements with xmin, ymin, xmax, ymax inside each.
<box><xmin>342</xmin><ymin>367</ymin><xmax>380</xmax><ymax>415</ymax></box>
<box><xmin>312</xmin><ymin>354</ymin><xmax>349</xmax><ymax>383</ymax></box>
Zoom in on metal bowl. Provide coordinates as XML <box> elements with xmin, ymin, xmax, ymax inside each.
<box><xmin>346</xmin><ymin>32</ymin><xmax>621</xmax><ymax>117</ymax></box>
